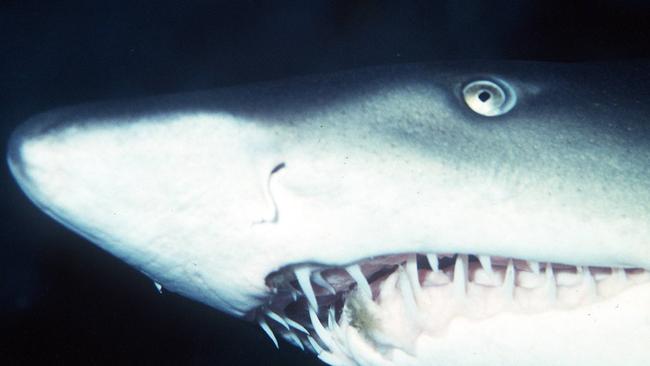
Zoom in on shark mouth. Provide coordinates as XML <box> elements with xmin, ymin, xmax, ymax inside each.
<box><xmin>255</xmin><ymin>252</ymin><xmax>649</xmax><ymax>364</ymax></box>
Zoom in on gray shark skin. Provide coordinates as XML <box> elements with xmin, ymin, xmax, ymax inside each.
<box><xmin>7</xmin><ymin>62</ymin><xmax>650</xmax><ymax>365</ymax></box>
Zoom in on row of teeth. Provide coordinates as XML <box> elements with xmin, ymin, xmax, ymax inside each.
<box><xmin>297</xmin><ymin>254</ymin><xmax>634</xmax><ymax>310</ymax></box>
<box><xmin>257</xmin><ymin>253</ymin><xmax>644</xmax><ymax>358</ymax></box>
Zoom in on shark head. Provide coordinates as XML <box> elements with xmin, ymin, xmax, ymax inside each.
<box><xmin>7</xmin><ymin>62</ymin><xmax>650</xmax><ymax>365</ymax></box>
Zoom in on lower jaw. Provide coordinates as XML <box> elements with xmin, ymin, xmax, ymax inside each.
<box><xmin>257</xmin><ymin>253</ymin><xmax>650</xmax><ymax>366</ymax></box>
<box><xmin>340</xmin><ymin>281</ymin><xmax>650</xmax><ymax>366</ymax></box>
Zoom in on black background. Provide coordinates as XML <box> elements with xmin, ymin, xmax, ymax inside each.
<box><xmin>2</xmin><ymin>1</ymin><xmax>650</xmax><ymax>365</ymax></box>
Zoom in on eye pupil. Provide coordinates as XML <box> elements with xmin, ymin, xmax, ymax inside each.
<box><xmin>462</xmin><ymin>79</ymin><xmax>516</xmax><ymax>117</ymax></box>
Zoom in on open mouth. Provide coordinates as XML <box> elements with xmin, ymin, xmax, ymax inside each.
<box><xmin>255</xmin><ymin>252</ymin><xmax>649</xmax><ymax>361</ymax></box>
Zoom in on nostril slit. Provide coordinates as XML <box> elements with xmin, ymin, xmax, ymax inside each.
<box><xmin>271</xmin><ymin>162</ymin><xmax>286</xmax><ymax>174</ymax></box>
<box><xmin>254</xmin><ymin>162</ymin><xmax>286</xmax><ymax>225</ymax></box>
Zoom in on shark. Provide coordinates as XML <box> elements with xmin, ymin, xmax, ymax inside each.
<box><xmin>6</xmin><ymin>61</ymin><xmax>650</xmax><ymax>365</ymax></box>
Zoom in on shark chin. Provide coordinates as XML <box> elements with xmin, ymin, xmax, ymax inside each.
<box><xmin>6</xmin><ymin>61</ymin><xmax>650</xmax><ymax>365</ymax></box>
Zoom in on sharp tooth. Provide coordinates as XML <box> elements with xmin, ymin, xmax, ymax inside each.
<box><xmin>478</xmin><ymin>255</ymin><xmax>494</xmax><ymax>275</ymax></box>
<box><xmin>503</xmin><ymin>259</ymin><xmax>515</xmax><ymax>299</ymax></box>
<box><xmin>327</xmin><ymin>306</ymin><xmax>344</xmax><ymax>340</ymax></box>
<box><xmin>453</xmin><ymin>254</ymin><xmax>469</xmax><ymax>298</ymax></box>
<box><xmin>327</xmin><ymin>306</ymin><xmax>337</xmax><ymax>330</ymax></box>
<box><xmin>528</xmin><ymin>261</ymin><xmax>540</xmax><ymax>275</ymax></box>
<box><xmin>295</xmin><ymin>267</ymin><xmax>318</xmax><ymax>310</ymax></box>
<box><xmin>285</xmin><ymin>331</ymin><xmax>304</xmax><ymax>351</ymax></box>
<box><xmin>582</xmin><ymin>266</ymin><xmax>597</xmax><ymax>297</ymax></box>
<box><xmin>346</xmin><ymin>264</ymin><xmax>372</xmax><ymax>299</ymax></box>
<box><xmin>284</xmin><ymin>316</ymin><xmax>309</xmax><ymax>334</ymax></box>
<box><xmin>397</xmin><ymin>265</ymin><xmax>419</xmax><ymax>315</ymax></box>
<box><xmin>153</xmin><ymin>281</ymin><xmax>163</xmax><ymax>294</ymax></box>
<box><xmin>405</xmin><ymin>255</ymin><xmax>422</xmax><ymax>296</ymax></box>
<box><xmin>309</xmin><ymin>306</ymin><xmax>335</xmax><ymax>350</ymax></box>
<box><xmin>545</xmin><ymin>263</ymin><xmax>557</xmax><ymax>301</ymax></box>
<box><xmin>426</xmin><ymin>254</ymin><xmax>440</xmax><ymax>272</ymax></box>
<box><xmin>265</xmin><ymin>310</ymin><xmax>290</xmax><ymax>330</ymax></box>
<box><xmin>258</xmin><ymin>317</ymin><xmax>279</xmax><ymax>349</ymax></box>
<box><xmin>307</xmin><ymin>335</ymin><xmax>324</xmax><ymax>354</ymax></box>
<box><xmin>613</xmin><ymin>267</ymin><xmax>627</xmax><ymax>282</ymax></box>
<box><xmin>312</xmin><ymin>271</ymin><xmax>337</xmax><ymax>295</ymax></box>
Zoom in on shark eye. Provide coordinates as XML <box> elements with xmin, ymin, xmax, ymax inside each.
<box><xmin>462</xmin><ymin>79</ymin><xmax>516</xmax><ymax>117</ymax></box>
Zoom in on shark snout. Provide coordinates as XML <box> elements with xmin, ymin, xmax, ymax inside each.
<box><xmin>7</xmin><ymin>111</ymin><xmax>64</xmax><ymax>202</ymax></box>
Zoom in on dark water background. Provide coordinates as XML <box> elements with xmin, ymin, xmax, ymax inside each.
<box><xmin>1</xmin><ymin>1</ymin><xmax>650</xmax><ymax>365</ymax></box>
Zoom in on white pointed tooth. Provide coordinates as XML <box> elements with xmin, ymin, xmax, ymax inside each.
<box><xmin>503</xmin><ymin>259</ymin><xmax>515</xmax><ymax>299</ymax></box>
<box><xmin>528</xmin><ymin>261</ymin><xmax>540</xmax><ymax>275</ymax></box>
<box><xmin>613</xmin><ymin>267</ymin><xmax>627</xmax><ymax>282</ymax></box>
<box><xmin>478</xmin><ymin>255</ymin><xmax>494</xmax><ymax>275</ymax></box>
<box><xmin>545</xmin><ymin>263</ymin><xmax>557</xmax><ymax>301</ymax></box>
<box><xmin>582</xmin><ymin>266</ymin><xmax>597</xmax><ymax>297</ymax></box>
<box><xmin>265</xmin><ymin>310</ymin><xmax>290</xmax><ymax>331</ymax></box>
<box><xmin>309</xmin><ymin>306</ymin><xmax>335</xmax><ymax>350</ymax></box>
<box><xmin>284</xmin><ymin>317</ymin><xmax>309</xmax><ymax>334</ymax></box>
<box><xmin>307</xmin><ymin>335</ymin><xmax>324</xmax><ymax>354</ymax></box>
<box><xmin>405</xmin><ymin>255</ymin><xmax>421</xmax><ymax>295</ymax></box>
<box><xmin>295</xmin><ymin>267</ymin><xmax>318</xmax><ymax>310</ymax></box>
<box><xmin>327</xmin><ymin>306</ymin><xmax>344</xmax><ymax>342</ymax></box>
<box><xmin>346</xmin><ymin>264</ymin><xmax>372</xmax><ymax>299</ymax></box>
<box><xmin>453</xmin><ymin>254</ymin><xmax>468</xmax><ymax>298</ymax></box>
<box><xmin>285</xmin><ymin>331</ymin><xmax>304</xmax><ymax>351</ymax></box>
<box><xmin>426</xmin><ymin>254</ymin><xmax>440</xmax><ymax>272</ymax></box>
<box><xmin>258</xmin><ymin>318</ymin><xmax>279</xmax><ymax>349</ymax></box>
<box><xmin>327</xmin><ymin>306</ymin><xmax>337</xmax><ymax>330</ymax></box>
<box><xmin>397</xmin><ymin>265</ymin><xmax>419</xmax><ymax>315</ymax></box>
<box><xmin>312</xmin><ymin>271</ymin><xmax>337</xmax><ymax>295</ymax></box>
<box><xmin>153</xmin><ymin>281</ymin><xmax>163</xmax><ymax>294</ymax></box>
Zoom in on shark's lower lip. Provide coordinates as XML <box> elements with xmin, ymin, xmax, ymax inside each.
<box><xmin>256</xmin><ymin>252</ymin><xmax>649</xmax><ymax>360</ymax></box>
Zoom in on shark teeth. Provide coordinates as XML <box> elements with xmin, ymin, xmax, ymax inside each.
<box><xmin>295</xmin><ymin>267</ymin><xmax>318</xmax><ymax>310</ymax></box>
<box><xmin>153</xmin><ymin>281</ymin><xmax>163</xmax><ymax>293</ymax></box>
<box><xmin>260</xmin><ymin>253</ymin><xmax>648</xmax><ymax>354</ymax></box>
<box><xmin>346</xmin><ymin>264</ymin><xmax>372</xmax><ymax>299</ymax></box>
<box><xmin>502</xmin><ymin>259</ymin><xmax>515</xmax><ymax>299</ymax></box>
<box><xmin>453</xmin><ymin>254</ymin><xmax>469</xmax><ymax>297</ymax></box>
<box><xmin>478</xmin><ymin>255</ymin><xmax>494</xmax><ymax>275</ymax></box>
<box><xmin>426</xmin><ymin>253</ymin><xmax>440</xmax><ymax>272</ymax></box>
<box><xmin>258</xmin><ymin>317</ymin><xmax>279</xmax><ymax>349</ymax></box>
<box><xmin>405</xmin><ymin>255</ymin><xmax>422</xmax><ymax>297</ymax></box>
<box><xmin>312</xmin><ymin>271</ymin><xmax>337</xmax><ymax>295</ymax></box>
<box><xmin>545</xmin><ymin>262</ymin><xmax>557</xmax><ymax>300</ymax></box>
<box><xmin>265</xmin><ymin>309</ymin><xmax>290</xmax><ymax>330</ymax></box>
